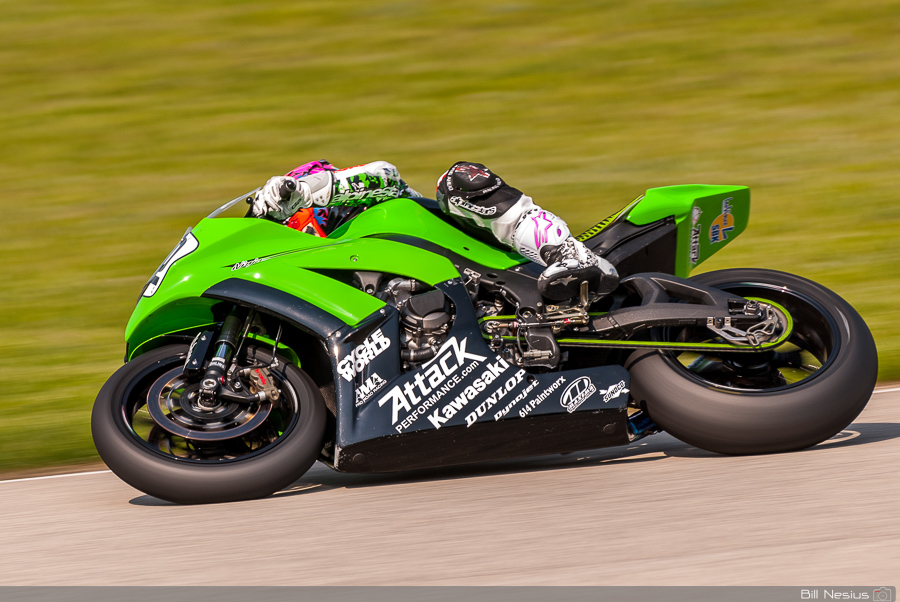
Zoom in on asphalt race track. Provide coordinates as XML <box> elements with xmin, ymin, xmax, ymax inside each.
<box><xmin>1</xmin><ymin>388</ymin><xmax>898</xmax><ymax>585</ymax></box>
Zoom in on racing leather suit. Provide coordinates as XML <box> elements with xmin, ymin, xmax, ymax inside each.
<box><xmin>253</xmin><ymin>160</ymin><xmax>617</xmax><ymax>301</ymax></box>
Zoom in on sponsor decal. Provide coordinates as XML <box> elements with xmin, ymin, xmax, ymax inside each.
<box><xmin>602</xmin><ymin>380</ymin><xmax>629</xmax><ymax>402</ymax></box>
<box><xmin>515</xmin><ymin>375</ymin><xmax>567</xmax><ymax>419</ymax></box>
<box><xmin>395</xmin><ymin>369</ymin><xmax>468</xmax><ymax>432</ymax></box>
<box><xmin>333</xmin><ymin>186</ymin><xmax>407</xmax><ymax>205</ymax></box>
<box><xmin>450</xmin><ymin>196</ymin><xmax>498</xmax><ymax>216</ymax></box>
<box><xmin>689</xmin><ymin>206</ymin><xmax>702</xmax><ymax>266</ymax></box>
<box><xmin>425</xmin><ymin>357</ymin><xmax>515</xmax><ymax>429</ymax></box>
<box><xmin>463</xmin><ymin>368</ymin><xmax>527</xmax><ymax>427</ymax></box>
<box><xmin>559</xmin><ymin>377</ymin><xmax>629</xmax><ymax>413</ymax></box>
<box><xmin>560</xmin><ymin>377</ymin><xmax>597</xmax><ymax>413</ymax></box>
<box><xmin>355</xmin><ymin>372</ymin><xmax>387</xmax><ymax>407</ymax></box>
<box><xmin>377</xmin><ymin>336</ymin><xmax>489</xmax><ymax>430</ymax></box>
<box><xmin>709</xmin><ymin>197</ymin><xmax>734</xmax><ymax>244</ymax></box>
<box><xmin>338</xmin><ymin>328</ymin><xmax>391</xmax><ymax>382</ymax></box>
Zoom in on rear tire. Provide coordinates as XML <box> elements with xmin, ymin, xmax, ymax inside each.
<box><xmin>92</xmin><ymin>344</ymin><xmax>326</xmax><ymax>504</ymax></box>
<box><xmin>626</xmin><ymin>269</ymin><xmax>877</xmax><ymax>455</ymax></box>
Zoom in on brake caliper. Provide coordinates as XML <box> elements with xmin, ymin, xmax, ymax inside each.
<box><xmin>248</xmin><ymin>368</ymin><xmax>280</xmax><ymax>402</ymax></box>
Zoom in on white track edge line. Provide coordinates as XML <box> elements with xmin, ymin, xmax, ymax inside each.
<box><xmin>0</xmin><ymin>470</ymin><xmax>111</xmax><ymax>485</ymax></box>
<box><xmin>873</xmin><ymin>386</ymin><xmax>900</xmax><ymax>394</ymax></box>
<box><xmin>1</xmin><ymin>386</ymin><xmax>898</xmax><ymax>485</ymax></box>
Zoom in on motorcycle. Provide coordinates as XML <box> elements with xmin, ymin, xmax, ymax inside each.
<box><xmin>91</xmin><ymin>182</ymin><xmax>878</xmax><ymax>504</ymax></box>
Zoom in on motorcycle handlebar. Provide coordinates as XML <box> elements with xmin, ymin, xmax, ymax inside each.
<box><xmin>279</xmin><ymin>178</ymin><xmax>297</xmax><ymax>202</ymax></box>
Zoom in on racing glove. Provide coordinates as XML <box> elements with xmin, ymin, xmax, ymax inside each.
<box><xmin>251</xmin><ymin>171</ymin><xmax>335</xmax><ymax>221</ymax></box>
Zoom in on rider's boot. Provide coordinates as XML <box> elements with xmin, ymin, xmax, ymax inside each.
<box><xmin>537</xmin><ymin>237</ymin><xmax>619</xmax><ymax>301</ymax></box>
<box><xmin>512</xmin><ymin>207</ymin><xmax>619</xmax><ymax>302</ymax></box>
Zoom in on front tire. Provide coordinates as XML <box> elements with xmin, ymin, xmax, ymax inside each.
<box><xmin>92</xmin><ymin>344</ymin><xmax>326</xmax><ymax>504</ymax></box>
<box><xmin>626</xmin><ymin>268</ymin><xmax>877</xmax><ymax>455</ymax></box>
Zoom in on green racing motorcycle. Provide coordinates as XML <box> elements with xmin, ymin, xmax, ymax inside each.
<box><xmin>91</xmin><ymin>183</ymin><xmax>878</xmax><ymax>504</ymax></box>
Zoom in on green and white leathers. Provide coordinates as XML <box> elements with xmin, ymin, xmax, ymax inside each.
<box><xmin>254</xmin><ymin>161</ymin><xmax>618</xmax><ymax>301</ymax></box>
<box><xmin>252</xmin><ymin>161</ymin><xmax>422</xmax><ymax>221</ymax></box>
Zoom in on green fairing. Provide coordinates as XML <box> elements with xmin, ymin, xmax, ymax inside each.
<box><xmin>330</xmin><ymin>198</ymin><xmax>525</xmax><ymax>268</ymax></box>
<box><xmin>126</xmin><ymin>189</ymin><xmax>748</xmax><ymax>359</ymax></box>
<box><xmin>126</xmin><ymin>198</ymin><xmax>524</xmax><ymax>358</ymax></box>
<box><xmin>625</xmin><ymin>185</ymin><xmax>750</xmax><ymax>277</ymax></box>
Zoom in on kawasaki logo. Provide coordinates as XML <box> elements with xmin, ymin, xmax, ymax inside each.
<box><xmin>338</xmin><ymin>328</ymin><xmax>391</xmax><ymax>382</ymax></box>
<box><xmin>378</xmin><ymin>336</ymin><xmax>486</xmax><ymax>425</ymax></box>
<box><xmin>426</xmin><ymin>357</ymin><xmax>514</xmax><ymax>429</ymax></box>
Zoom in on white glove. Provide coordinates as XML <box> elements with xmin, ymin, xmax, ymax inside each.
<box><xmin>251</xmin><ymin>176</ymin><xmax>310</xmax><ymax>221</ymax></box>
<box><xmin>252</xmin><ymin>171</ymin><xmax>335</xmax><ymax>221</ymax></box>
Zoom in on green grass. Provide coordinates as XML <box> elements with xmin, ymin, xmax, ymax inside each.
<box><xmin>2</xmin><ymin>0</ymin><xmax>899</xmax><ymax>472</ymax></box>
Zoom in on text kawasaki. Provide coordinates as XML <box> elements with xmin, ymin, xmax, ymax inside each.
<box><xmin>378</xmin><ymin>336</ymin><xmax>517</xmax><ymax>432</ymax></box>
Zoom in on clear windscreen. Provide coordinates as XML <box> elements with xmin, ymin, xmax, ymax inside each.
<box><xmin>206</xmin><ymin>189</ymin><xmax>261</xmax><ymax>219</ymax></box>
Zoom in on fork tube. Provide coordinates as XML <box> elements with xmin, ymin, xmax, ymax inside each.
<box><xmin>200</xmin><ymin>306</ymin><xmax>249</xmax><ymax>394</ymax></box>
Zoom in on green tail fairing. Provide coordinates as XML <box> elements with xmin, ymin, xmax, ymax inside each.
<box><xmin>624</xmin><ymin>185</ymin><xmax>750</xmax><ymax>277</ymax></box>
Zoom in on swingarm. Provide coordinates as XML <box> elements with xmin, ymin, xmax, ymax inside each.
<box><xmin>589</xmin><ymin>273</ymin><xmax>785</xmax><ymax>346</ymax></box>
<box><xmin>483</xmin><ymin>273</ymin><xmax>792</xmax><ymax>355</ymax></box>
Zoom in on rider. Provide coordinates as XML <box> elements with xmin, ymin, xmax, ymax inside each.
<box><xmin>251</xmin><ymin>160</ymin><xmax>618</xmax><ymax>301</ymax></box>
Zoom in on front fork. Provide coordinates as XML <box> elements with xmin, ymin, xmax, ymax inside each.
<box><xmin>192</xmin><ymin>305</ymin><xmax>280</xmax><ymax>407</ymax></box>
<box><xmin>198</xmin><ymin>307</ymin><xmax>247</xmax><ymax>401</ymax></box>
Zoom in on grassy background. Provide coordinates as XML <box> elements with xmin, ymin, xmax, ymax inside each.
<box><xmin>2</xmin><ymin>0</ymin><xmax>899</xmax><ymax>472</ymax></box>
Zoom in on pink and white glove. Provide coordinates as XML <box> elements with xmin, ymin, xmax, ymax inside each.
<box><xmin>251</xmin><ymin>172</ymin><xmax>335</xmax><ymax>221</ymax></box>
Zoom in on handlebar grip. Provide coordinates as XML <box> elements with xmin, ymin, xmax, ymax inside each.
<box><xmin>278</xmin><ymin>178</ymin><xmax>297</xmax><ymax>202</ymax></box>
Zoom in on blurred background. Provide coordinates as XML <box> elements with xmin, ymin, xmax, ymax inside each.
<box><xmin>1</xmin><ymin>0</ymin><xmax>898</xmax><ymax>473</ymax></box>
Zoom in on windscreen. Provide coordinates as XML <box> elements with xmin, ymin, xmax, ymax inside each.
<box><xmin>206</xmin><ymin>189</ymin><xmax>260</xmax><ymax>219</ymax></box>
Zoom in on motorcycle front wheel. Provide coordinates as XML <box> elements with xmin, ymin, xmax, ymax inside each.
<box><xmin>626</xmin><ymin>268</ymin><xmax>877</xmax><ymax>455</ymax></box>
<box><xmin>92</xmin><ymin>343</ymin><xmax>326</xmax><ymax>504</ymax></box>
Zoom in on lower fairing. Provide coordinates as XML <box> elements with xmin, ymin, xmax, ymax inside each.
<box><xmin>334</xmin><ymin>406</ymin><xmax>629</xmax><ymax>473</ymax></box>
<box><xmin>324</xmin><ymin>278</ymin><xmax>636</xmax><ymax>472</ymax></box>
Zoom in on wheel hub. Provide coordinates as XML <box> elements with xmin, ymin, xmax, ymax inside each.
<box><xmin>176</xmin><ymin>384</ymin><xmax>237</xmax><ymax>419</ymax></box>
<box><xmin>146</xmin><ymin>367</ymin><xmax>272</xmax><ymax>441</ymax></box>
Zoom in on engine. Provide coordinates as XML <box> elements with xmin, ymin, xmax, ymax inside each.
<box><xmin>399</xmin><ymin>289</ymin><xmax>452</xmax><ymax>364</ymax></box>
<box><xmin>352</xmin><ymin>271</ymin><xmax>454</xmax><ymax>369</ymax></box>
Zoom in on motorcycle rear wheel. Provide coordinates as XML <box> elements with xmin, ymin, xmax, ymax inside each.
<box><xmin>91</xmin><ymin>343</ymin><xmax>326</xmax><ymax>504</ymax></box>
<box><xmin>626</xmin><ymin>268</ymin><xmax>877</xmax><ymax>455</ymax></box>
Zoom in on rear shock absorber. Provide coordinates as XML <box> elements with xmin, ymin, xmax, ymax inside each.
<box><xmin>198</xmin><ymin>306</ymin><xmax>249</xmax><ymax>407</ymax></box>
